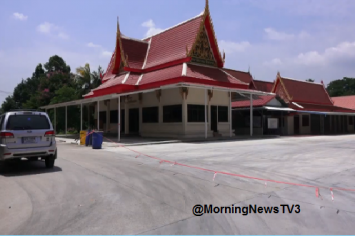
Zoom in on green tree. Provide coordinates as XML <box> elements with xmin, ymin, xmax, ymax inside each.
<box><xmin>5</xmin><ymin>64</ymin><xmax>45</xmax><ymax>110</ymax></box>
<box><xmin>1</xmin><ymin>55</ymin><xmax>103</xmax><ymax>131</ymax></box>
<box><xmin>75</xmin><ymin>64</ymin><xmax>102</xmax><ymax>97</ymax></box>
<box><xmin>49</xmin><ymin>86</ymin><xmax>81</xmax><ymax>133</ymax></box>
<box><xmin>0</xmin><ymin>96</ymin><xmax>18</xmax><ymax>113</ymax></box>
<box><xmin>306</xmin><ymin>78</ymin><xmax>315</xmax><ymax>82</ymax></box>
<box><xmin>327</xmin><ymin>77</ymin><xmax>355</xmax><ymax>97</ymax></box>
<box><xmin>44</xmin><ymin>55</ymin><xmax>71</xmax><ymax>73</ymax></box>
<box><xmin>23</xmin><ymin>56</ymin><xmax>75</xmax><ymax>109</ymax></box>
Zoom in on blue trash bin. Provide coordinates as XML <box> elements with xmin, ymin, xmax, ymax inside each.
<box><xmin>85</xmin><ymin>129</ymin><xmax>92</xmax><ymax>146</ymax></box>
<box><xmin>92</xmin><ymin>131</ymin><xmax>103</xmax><ymax>149</ymax></box>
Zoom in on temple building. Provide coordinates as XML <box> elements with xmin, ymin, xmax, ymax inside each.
<box><xmin>41</xmin><ymin>0</ymin><xmax>269</xmax><ymax>139</ymax></box>
<box><xmin>232</xmin><ymin>72</ymin><xmax>355</xmax><ymax>135</ymax></box>
<box><xmin>40</xmin><ymin>0</ymin><xmax>355</xmax><ymax>139</ymax></box>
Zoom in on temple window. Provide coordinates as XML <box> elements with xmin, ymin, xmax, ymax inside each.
<box><xmin>142</xmin><ymin>107</ymin><xmax>159</xmax><ymax>123</ymax></box>
<box><xmin>163</xmin><ymin>105</ymin><xmax>182</xmax><ymax>123</ymax></box>
<box><xmin>188</xmin><ymin>105</ymin><xmax>208</xmax><ymax>122</ymax></box>
<box><xmin>302</xmin><ymin>115</ymin><xmax>310</xmax><ymax>127</ymax></box>
<box><xmin>218</xmin><ymin>106</ymin><xmax>228</xmax><ymax>122</ymax></box>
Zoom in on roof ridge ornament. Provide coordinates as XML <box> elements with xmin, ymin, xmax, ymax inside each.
<box><xmin>276</xmin><ymin>72</ymin><xmax>293</xmax><ymax>101</ymax></box>
<box><xmin>205</xmin><ymin>0</ymin><xmax>209</xmax><ymax>13</ymax></box>
<box><xmin>112</xmin><ymin>17</ymin><xmax>128</xmax><ymax>74</ymax></box>
<box><xmin>187</xmin><ymin>0</ymin><xmax>224</xmax><ymax>67</ymax></box>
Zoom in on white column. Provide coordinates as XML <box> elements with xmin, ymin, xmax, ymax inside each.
<box><xmin>182</xmin><ymin>94</ymin><xmax>187</xmax><ymax>136</ymax></box>
<box><xmin>97</xmin><ymin>101</ymin><xmax>100</xmax><ymax>131</ymax></box>
<box><xmin>80</xmin><ymin>103</ymin><xmax>83</xmax><ymax>131</ymax></box>
<box><xmin>88</xmin><ymin>105</ymin><xmax>90</xmax><ymax>129</ymax></box>
<box><xmin>250</xmin><ymin>94</ymin><xmax>253</xmax><ymax>136</ymax></box>
<box><xmin>229</xmin><ymin>91</ymin><xmax>232</xmax><ymax>137</ymax></box>
<box><xmin>118</xmin><ymin>96</ymin><xmax>121</xmax><ymax>142</ymax></box>
<box><xmin>125</xmin><ymin>102</ymin><xmax>129</xmax><ymax>134</ymax></box>
<box><xmin>65</xmin><ymin>106</ymin><xmax>67</xmax><ymax>134</ymax></box>
<box><xmin>106</xmin><ymin>100</ymin><xmax>110</xmax><ymax>132</ymax></box>
<box><xmin>54</xmin><ymin>108</ymin><xmax>56</xmax><ymax>133</ymax></box>
<box><xmin>205</xmin><ymin>89</ymin><xmax>207</xmax><ymax>139</ymax></box>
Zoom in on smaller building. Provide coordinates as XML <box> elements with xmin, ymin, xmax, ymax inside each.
<box><xmin>232</xmin><ymin>72</ymin><xmax>355</xmax><ymax>135</ymax></box>
<box><xmin>332</xmin><ymin>95</ymin><xmax>355</xmax><ymax>110</ymax></box>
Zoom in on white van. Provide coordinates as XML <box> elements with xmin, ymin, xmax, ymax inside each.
<box><xmin>0</xmin><ymin>110</ymin><xmax>57</xmax><ymax>168</ymax></box>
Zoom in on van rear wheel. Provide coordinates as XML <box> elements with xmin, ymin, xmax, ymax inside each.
<box><xmin>45</xmin><ymin>158</ymin><xmax>55</xmax><ymax>168</ymax></box>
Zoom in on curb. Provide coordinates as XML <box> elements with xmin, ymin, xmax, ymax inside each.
<box><xmin>57</xmin><ymin>135</ymin><xmax>280</xmax><ymax>147</ymax></box>
<box><xmin>103</xmin><ymin>140</ymin><xmax>182</xmax><ymax>147</ymax></box>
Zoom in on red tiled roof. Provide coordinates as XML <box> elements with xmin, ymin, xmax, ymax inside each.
<box><xmin>232</xmin><ymin>95</ymin><xmax>276</xmax><ymax>108</ymax></box>
<box><xmin>254</xmin><ymin>80</ymin><xmax>274</xmax><ymax>92</ymax></box>
<box><xmin>139</xmin><ymin>64</ymin><xmax>183</xmax><ymax>85</ymax></box>
<box><xmin>187</xmin><ymin>64</ymin><xmax>247</xmax><ymax>85</ymax></box>
<box><xmin>93</xmin><ymin>73</ymin><xmax>127</xmax><ymax>91</ymax></box>
<box><xmin>280</xmin><ymin>77</ymin><xmax>333</xmax><ymax>105</ymax></box>
<box><xmin>121</xmin><ymin>36</ymin><xmax>148</xmax><ymax>69</ymax></box>
<box><xmin>222</xmin><ymin>68</ymin><xmax>253</xmax><ymax>84</ymax></box>
<box><xmin>102</xmin><ymin>52</ymin><xmax>116</xmax><ymax>81</ymax></box>
<box><xmin>289</xmin><ymin>102</ymin><xmax>355</xmax><ymax>113</ymax></box>
<box><xmin>332</xmin><ymin>95</ymin><xmax>355</xmax><ymax>110</ymax></box>
<box><xmin>143</xmin><ymin>15</ymin><xmax>203</xmax><ymax>69</ymax></box>
<box><xmin>125</xmin><ymin>73</ymin><xmax>141</xmax><ymax>85</ymax></box>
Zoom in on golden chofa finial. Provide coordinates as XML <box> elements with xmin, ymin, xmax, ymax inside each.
<box><xmin>116</xmin><ymin>17</ymin><xmax>121</xmax><ymax>36</ymax></box>
<box><xmin>205</xmin><ymin>0</ymin><xmax>209</xmax><ymax>11</ymax></box>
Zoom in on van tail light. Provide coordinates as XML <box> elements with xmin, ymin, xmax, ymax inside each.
<box><xmin>44</xmin><ymin>131</ymin><xmax>55</xmax><ymax>137</ymax></box>
<box><xmin>0</xmin><ymin>132</ymin><xmax>14</xmax><ymax>138</ymax></box>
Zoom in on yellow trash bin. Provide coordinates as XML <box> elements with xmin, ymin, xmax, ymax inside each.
<box><xmin>80</xmin><ymin>130</ymin><xmax>87</xmax><ymax>145</ymax></box>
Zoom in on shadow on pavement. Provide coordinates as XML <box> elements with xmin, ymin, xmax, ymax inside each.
<box><xmin>0</xmin><ymin>160</ymin><xmax>62</xmax><ymax>177</ymax></box>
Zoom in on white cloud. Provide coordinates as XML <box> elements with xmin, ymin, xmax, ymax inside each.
<box><xmin>244</xmin><ymin>0</ymin><xmax>355</xmax><ymax>17</ymax></box>
<box><xmin>86</xmin><ymin>43</ymin><xmax>111</xmax><ymax>59</ymax></box>
<box><xmin>298</xmin><ymin>31</ymin><xmax>310</xmax><ymax>39</ymax></box>
<box><xmin>294</xmin><ymin>41</ymin><xmax>355</xmax><ymax>66</ymax></box>
<box><xmin>87</xmin><ymin>42</ymin><xmax>102</xmax><ymax>48</ymax></box>
<box><xmin>219</xmin><ymin>40</ymin><xmax>251</xmax><ymax>54</ymax></box>
<box><xmin>36</xmin><ymin>22</ymin><xmax>69</xmax><ymax>40</ymax></box>
<box><xmin>101</xmin><ymin>51</ymin><xmax>112</xmax><ymax>58</ymax></box>
<box><xmin>37</xmin><ymin>22</ymin><xmax>57</xmax><ymax>34</ymax></box>
<box><xmin>13</xmin><ymin>12</ymin><xmax>28</xmax><ymax>21</ymax></box>
<box><xmin>263</xmin><ymin>58</ymin><xmax>282</xmax><ymax>66</ymax></box>
<box><xmin>264</xmin><ymin>28</ymin><xmax>294</xmax><ymax>41</ymax></box>
<box><xmin>58</xmin><ymin>32</ymin><xmax>69</xmax><ymax>40</ymax></box>
<box><xmin>141</xmin><ymin>19</ymin><xmax>163</xmax><ymax>38</ymax></box>
<box><xmin>142</xmin><ymin>19</ymin><xmax>155</xmax><ymax>28</ymax></box>
<box><xmin>264</xmin><ymin>28</ymin><xmax>310</xmax><ymax>41</ymax></box>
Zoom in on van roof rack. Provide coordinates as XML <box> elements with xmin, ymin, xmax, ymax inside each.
<box><xmin>9</xmin><ymin>109</ymin><xmax>43</xmax><ymax>112</ymax></box>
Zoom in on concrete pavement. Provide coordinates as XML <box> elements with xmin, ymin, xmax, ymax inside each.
<box><xmin>1</xmin><ymin>135</ymin><xmax>355</xmax><ymax>234</ymax></box>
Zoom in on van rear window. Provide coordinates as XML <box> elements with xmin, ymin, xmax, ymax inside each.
<box><xmin>6</xmin><ymin>115</ymin><xmax>50</xmax><ymax>130</ymax></box>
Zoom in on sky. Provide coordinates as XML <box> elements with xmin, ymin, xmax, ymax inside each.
<box><xmin>1</xmin><ymin>0</ymin><xmax>355</xmax><ymax>104</ymax></box>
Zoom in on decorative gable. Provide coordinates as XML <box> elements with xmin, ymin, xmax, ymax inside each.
<box><xmin>189</xmin><ymin>26</ymin><xmax>216</xmax><ymax>67</ymax></box>
<box><xmin>275</xmin><ymin>83</ymin><xmax>290</xmax><ymax>103</ymax></box>
<box><xmin>112</xmin><ymin>19</ymin><xmax>129</xmax><ymax>74</ymax></box>
<box><xmin>185</xmin><ymin>0</ymin><xmax>224</xmax><ymax>68</ymax></box>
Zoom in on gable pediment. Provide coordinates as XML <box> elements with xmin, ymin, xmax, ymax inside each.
<box><xmin>189</xmin><ymin>26</ymin><xmax>217</xmax><ymax>67</ymax></box>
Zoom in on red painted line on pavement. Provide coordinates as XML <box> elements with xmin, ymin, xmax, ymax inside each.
<box><xmin>87</xmin><ymin>131</ymin><xmax>355</xmax><ymax>195</ymax></box>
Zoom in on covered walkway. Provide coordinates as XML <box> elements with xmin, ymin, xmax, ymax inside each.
<box><xmin>40</xmin><ymin>83</ymin><xmax>273</xmax><ymax>141</ymax></box>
